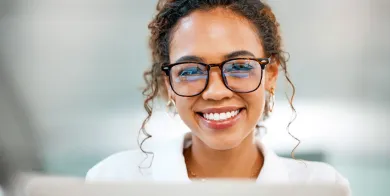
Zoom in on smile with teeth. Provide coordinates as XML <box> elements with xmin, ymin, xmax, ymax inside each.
<box><xmin>202</xmin><ymin>110</ymin><xmax>240</xmax><ymax>121</ymax></box>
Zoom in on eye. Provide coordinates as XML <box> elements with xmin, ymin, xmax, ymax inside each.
<box><xmin>173</xmin><ymin>64</ymin><xmax>208</xmax><ymax>82</ymax></box>
<box><xmin>179</xmin><ymin>66</ymin><xmax>204</xmax><ymax>76</ymax></box>
<box><xmin>225</xmin><ymin>62</ymin><xmax>254</xmax><ymax>72</ymax></box>
<box><xmin>223</xmin><ymin>60</ymin><xmax>259</xmax><ymax>79</ymax></box>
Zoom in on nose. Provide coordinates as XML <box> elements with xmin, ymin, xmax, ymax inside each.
<box><xmin>202</xmin><ymin>69</ymin><xmax>234</xmax><ymax>101</ymax></box>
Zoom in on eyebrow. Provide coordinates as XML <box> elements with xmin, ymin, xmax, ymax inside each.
<box><xmin>224</xmin><ymin>50</ymin><xmax>256</xmax><ymax>59</ymax></box>
<box><xmin>174</xmin><ymin>50</ymin><xmax>256</xmax><ymax>64</ymax></box>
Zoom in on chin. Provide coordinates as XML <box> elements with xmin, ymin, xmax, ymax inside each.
<box><xmin>201</xmin><ymin>135</ymin><xmax>247</xmax><ymax>151</ymax></box>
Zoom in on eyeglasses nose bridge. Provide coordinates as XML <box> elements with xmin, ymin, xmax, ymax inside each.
<box><xmin>207</xmin><ymin>63</ymin><xmax>224</xmax><ymax>71</ymax></box>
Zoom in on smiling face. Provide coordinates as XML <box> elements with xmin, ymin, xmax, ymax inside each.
<box><xmin>166</xmin><ymin>8</ymin><xmax>278</xmax><ymax>150</ymax></box>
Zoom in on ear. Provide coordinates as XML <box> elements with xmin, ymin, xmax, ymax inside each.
<box><xmin>265</xmin><ymin>56</ymin><xmax>279</xmax><ymax>92</ymax></box>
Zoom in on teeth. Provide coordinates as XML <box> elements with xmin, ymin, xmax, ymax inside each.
<box><xmin>214</xmin><ymin>113</ymin><xmax>220</xmax><ymax>120</ymax></box>
<box><xmin>226</xmin><ymin>112</ymin><xmax>232</xmax><ymax>118</ymax></box>
<box><xmin>202</xmin><ymin>110</ymin><xmax>240</xmax><ymax>121</ymax></box>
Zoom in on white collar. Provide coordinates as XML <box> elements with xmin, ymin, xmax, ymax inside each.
<box><xmin>151</xmin><ymin>132</ymin><xmax>289</xmax><ymax>183</ymax></box>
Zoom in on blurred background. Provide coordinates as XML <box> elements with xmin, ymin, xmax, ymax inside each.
<box><xmin>0</xmin><ymin>0</ymin><xmax>389</xmax><ymax>195</ymax></box>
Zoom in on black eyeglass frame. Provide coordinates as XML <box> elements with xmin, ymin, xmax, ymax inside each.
<box><xmin>161</xmin><ymin>57</ymin><xmax>271</xmax><ymax>97</ymax></box>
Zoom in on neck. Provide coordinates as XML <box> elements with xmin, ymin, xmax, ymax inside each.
<box><xmin>185</xmin><ymin>133</ymin><xmax>263</xmax><ymax>179</ymax></box>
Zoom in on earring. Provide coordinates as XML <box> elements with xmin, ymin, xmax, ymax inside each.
<box><xmin>166</xmin><ymin>98</ymin><xmax>176</xmax><ymax>107</ymax></box>
<box><xmin>166</xmin><ymin>98</ymin><xmax>177</xmax><ymax>117</ymax></box>
<box><xmin>268</xmin><ymin>87</ymin><xmax>275</xmax><ymax>113</ymax></box>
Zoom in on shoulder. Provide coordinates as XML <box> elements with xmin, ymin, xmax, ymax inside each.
<box><xmin>85</xmin><ymin>133</ymin><xmax>188</xmax><ymax>182</ymax></box>
<box><xmin>85</xmin><ymin>150</ymin><xmax>151</xmax><ymax>182</ymax></box>
<box><xmin>280</xmin><ymin>157</ymin><xmax>349</xmax><ymax>185</ymax></box>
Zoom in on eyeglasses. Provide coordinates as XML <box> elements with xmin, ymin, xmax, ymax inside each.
<box><xmin>161</xmin><ymin>57</ymin><xmax>271</xmax><ymax>97</ymax></box>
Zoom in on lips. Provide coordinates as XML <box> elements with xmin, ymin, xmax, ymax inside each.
<box><xmin>196</xmin><ymin>106</ymin><xmax>245</xmax><ymax>130</ymax></box>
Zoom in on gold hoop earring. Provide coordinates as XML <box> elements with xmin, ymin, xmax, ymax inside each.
<box><xmin>166</xmin><ymin>98</ymin><xmax>176</xmax><ymax>107</ymax></box>
<box><xmin>268</xmin><ymin>88</ymin><xmax>275</xmax><ymax>113</ymax></box>
<box><xmin>166</xmin><ymin>98</ymin><xmax>177</xmax><ymax>117</ymax></box>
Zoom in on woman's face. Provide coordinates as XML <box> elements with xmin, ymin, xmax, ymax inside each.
<box><xmin>167</xmin><ymin>8</ymin><xmax>278</xmax><ymax>150</ymax></box>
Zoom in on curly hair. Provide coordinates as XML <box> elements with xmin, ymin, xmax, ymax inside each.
<box><xmin>139</xmin><ymin>0</ymin><xmax>298</xmax><ymax>167</ymax></box>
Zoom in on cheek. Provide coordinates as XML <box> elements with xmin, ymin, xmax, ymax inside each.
<box><xmin>244</xmin><ymin>88</ymin><xmax>266</xmax><ymax>119</ymax></box>
<box><xmin>175</xmin><ymin>98</ymin><xmax>197</xmax><ymax>120</ymax></box>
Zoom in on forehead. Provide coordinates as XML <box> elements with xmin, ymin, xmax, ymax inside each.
<box><xmin>169</xmin><ymin>8</ymin><xmax>264</xmax><ymax>63</ymax></box>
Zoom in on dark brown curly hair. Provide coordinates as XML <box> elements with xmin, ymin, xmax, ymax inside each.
<box><xmin>139</xmin><ymin>0</ymin><xmax>298</xmax><ymax>167</ymax></box>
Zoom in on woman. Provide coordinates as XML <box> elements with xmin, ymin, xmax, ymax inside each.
<box><xmin>86</xmin><ymin>0</ymin><xmax>349</xmax><ymax>186</ymax></box>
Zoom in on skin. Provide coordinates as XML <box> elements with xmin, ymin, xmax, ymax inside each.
<box><xmin>165</xmin><ymin>8</ymin><xmax>279</xmax><ymax>179</ymax></box>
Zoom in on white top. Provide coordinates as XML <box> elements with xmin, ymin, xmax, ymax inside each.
<box><xmin>86</xmin><ymin>132</ymin><xmax>350</xmax><ymax>189</ymax></box>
